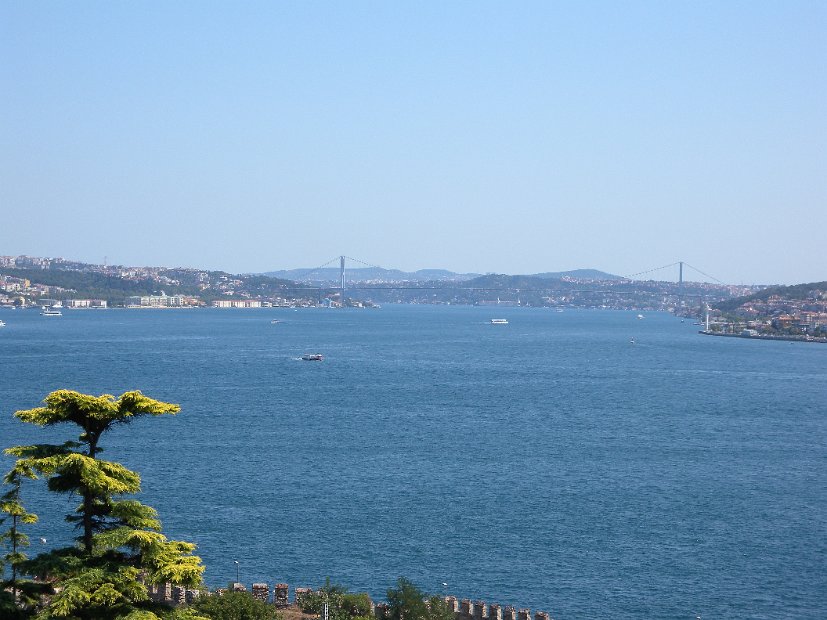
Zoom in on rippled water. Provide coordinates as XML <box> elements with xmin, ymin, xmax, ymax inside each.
<box><xmin>1</xmin><ymin>306</ymin><xmax>825</xmax><ymax>618</ymax></box>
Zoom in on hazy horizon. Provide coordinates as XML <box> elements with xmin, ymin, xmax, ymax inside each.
<box><xmin>2</xmin><ymin>2</ymin><xmax>824</xmax><ymax>285</ymax></box>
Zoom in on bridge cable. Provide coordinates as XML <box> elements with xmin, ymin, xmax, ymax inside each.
<box><xmin>290</xmin><ymin>257</ymin><xmax>341</xmax><ymax>281</ymax></box>
<box><xmin>682</xmin><ymin>262</ymin><xmax>726</xmax><ymax>285</ymax></box>
<box><xmin>622</xmin><ymin>263</ymin><xmax>679</xmax><ymax>280</ymax></box>
<box><xmin>342</xmin><ymin>255</ymin><xmax>388</xmax><ymax>271</ymax></box>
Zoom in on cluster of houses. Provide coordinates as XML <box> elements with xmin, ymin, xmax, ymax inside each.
<box><xmin>714</xmin><ymin>291</ymin><xmax>827</xmax><ymax>337</ymax></box>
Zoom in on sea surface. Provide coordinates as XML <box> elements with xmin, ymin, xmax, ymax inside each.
<box><xmin>0</xmin><ymin>305</ymin><xmax>825</xmax><ymax>619</ymax></box>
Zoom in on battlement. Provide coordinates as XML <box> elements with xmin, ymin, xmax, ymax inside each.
<box><xmin>146</xmin><ymin>578</ymin><xmax>554</xmax><ymax>619</ymax></box>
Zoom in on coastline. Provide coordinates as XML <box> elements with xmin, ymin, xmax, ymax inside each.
<box><xmin>699</xmin><ymin>330</ymin><xmax>827</xmax><ymax>344</ymax></box>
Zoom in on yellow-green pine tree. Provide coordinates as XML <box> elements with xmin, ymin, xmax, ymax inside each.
<box><xmin>6</xmin><ymin>389</ymin><xmax>205</xmax><ymax>619</ymax></box>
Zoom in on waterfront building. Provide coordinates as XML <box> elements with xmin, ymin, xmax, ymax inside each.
<box><xmin>126</xmin><ymin>293</ymin><xmax>191</xmax><ymax>308</ymax></box>
<box><xmin>212</xmin><ymin>299</ymin><xmax>262</xmax><ymax>308</ymax></box>
<box><xmin>65</xmin><ymin>299</ymin><xmax>108</xmax><ymax>309</ymax></box>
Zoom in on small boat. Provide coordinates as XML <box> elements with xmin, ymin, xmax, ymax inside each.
<box><xmin>301</xmin><ymin>353</ymin><xmax>324</xmax><ymax>361</ymax></box>
<box><xmin>489</xmin><ymin>318</ymin><xmax>509</xmax><ymax>325</ymax></box>
<box><xmin>270</xmin><ymin>319</ymin><xmax>282</xmax><ymax>324</ymax></box>
<box><xmin>0</xmin><ymin>320</ymin><xmax>6</xmax><ymax>327</ymax></box>
<box><xmin>41</xmin><ymin>307</ymin><xmax>63</xmax><ymax>316</ymax></box>
<box><xmin>637</xmin><ymin>314</ymin><xmax>645</xmax><ymax>320</ymax></box>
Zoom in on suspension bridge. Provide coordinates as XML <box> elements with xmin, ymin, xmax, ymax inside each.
<box><xmin>272</xmin><ymin>256</ymin><xmax>729</xmax><ymax>307</ymax></box>
<box><xmin>281</xmin><ymin>256</ymin><xmax>724</xmax><ymax>289</ymax></box>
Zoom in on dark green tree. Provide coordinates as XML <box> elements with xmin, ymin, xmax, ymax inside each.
<box><xmin>386</xmin><ymin>578</ymin><xmax>452</xmax><ymax>620</ymax></box>
<box><xmin>297</xmin><ymin>579</ymin><xmax>372</xmax><ymax>620</ymax></box>
<box><xmin>191</xmin><ymin>591</ymin><xmax>280</xmax><ymax>620</ymax></box>
<box><xmin>5</xmin><ymin>389</ymin><xmax>205</xmax><ymax>619</ymax></box>
<box><xmin>386</xmin><ymin>578</ymin><xmax>427</xmax><ymax>620</ymax></box>
<box><xmin>423</xmin><ymin>596</ymin><xmax>455</xmax><ymax>620</ymax></box>
<box><xmin>0</xmin><ymin>460</ymin><xmax>41</xmax><ymax>618</ymax></box>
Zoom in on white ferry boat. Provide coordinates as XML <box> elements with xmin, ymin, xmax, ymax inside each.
<box><xmin>490</xmin><ymin>318</ymin><xmax>509</xmax><ymax>325</ymax></box>
<box><xmin>41</xmin><ymin>307</ymin><xmax>63</xmax><ymax>316</ymax></box>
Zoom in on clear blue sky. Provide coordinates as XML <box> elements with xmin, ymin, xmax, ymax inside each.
<box><xmin>1</xmin><ymin>1</ymin><xmax>824</xmax><ymax>284</ymax></box>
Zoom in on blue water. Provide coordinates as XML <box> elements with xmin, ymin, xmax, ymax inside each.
<box><xmin>1</xmin><ymin>306</ymin><xmax>825</xmax><ymax>619</ymax></box>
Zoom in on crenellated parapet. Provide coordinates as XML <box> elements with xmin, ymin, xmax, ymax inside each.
<box><xmin>275</xmin><ymin>583</ymin><xmax>290</xmax><ymax>606</ymax></box>
<box><xmin>252</xmin><ymin>583</ymin><xmax>270</xmax><ymax>602</ymax></box>
<box><xmin>152</xmin><ymin>578</ymin><xmax>554</xmax><ymax>619</ymax></box>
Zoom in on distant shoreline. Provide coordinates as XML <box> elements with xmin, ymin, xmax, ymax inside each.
<box><xmin>699</xmin><ymin>330</ymin><xmax>827</xmax><ymax>344</ymax></box>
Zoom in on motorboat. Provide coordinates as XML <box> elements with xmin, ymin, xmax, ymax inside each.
<box><xmin>489</xmin><ymin>318</ymin><xmax>509</xmax><ymax>325</ymax></box>
<box><xmin>301</xmin><ymin>353</ymin><xmax>323</xmax><ymax>361</ymax></box>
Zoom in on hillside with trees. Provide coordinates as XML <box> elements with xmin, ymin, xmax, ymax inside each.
<box><xmin>714</xmin><ymin>281</ymin><xmax>827</xmax><ymax>313</ymax></box>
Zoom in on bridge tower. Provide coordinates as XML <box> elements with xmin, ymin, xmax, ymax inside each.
<box><xmin>340</xmin><ymin>256</ymin><xmax>346</xmax><ymax>299</ymax></box>
<box><xmin>678</xmin><ymin>261</ymin><xmax>684</xmax><ymax>311</ymax></box>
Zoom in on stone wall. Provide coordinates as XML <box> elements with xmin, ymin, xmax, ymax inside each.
<box><xmin>148</xmin><ymin>578</ymin><xmax>554</xmax><ymax>619</ymax></box>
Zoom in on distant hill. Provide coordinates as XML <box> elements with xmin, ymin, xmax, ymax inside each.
<box><xmin>262</xmin><ymin>266</ymin><xmax>621</xmax><ymax>284</ymax></box>
<box><xmin>528</xmin><ymin>269</ymin><xmax>623</xmax><ymax>281</ymax></box>
<box><xmin>262</xmin><ymin>267</ymin><xmax>481</xmax><ymax>283</ymax></box>
<box><xmin>714</xmin><ymin>281</ymin><xmax>826</xmax><ymax>312</ymax></box>
<box><xmin>460</xmin><ymin>273</ymin><xmax>618</xmax><ymax>290</ymax></box>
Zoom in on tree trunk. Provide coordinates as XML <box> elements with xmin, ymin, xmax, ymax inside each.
<box><xmin>11</xmin><ymin>513</ymin><xmax>18</xmax><ymax>603</ymax></box>
<box><xmin>83</xmin><ymin>435</ymin><xmax>100</xmax><ymax>554</ymax></box>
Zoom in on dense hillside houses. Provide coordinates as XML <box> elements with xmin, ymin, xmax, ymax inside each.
<box><xmin>709</xmin><ymin>285</ymin><xmax>827</xmax><ymax>338</ymax></box>
<box><xmin>0</xmin><ymin>254</ymin><xmax>311</xmax><ymax>308</ymax></box>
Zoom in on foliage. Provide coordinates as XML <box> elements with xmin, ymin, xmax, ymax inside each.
<box><xmin>3</xmin><ymin>389</ymin><xmax>205</xmax><ymax>619</ymax></box>
<box><xmin>714</xmin><ymin>281</ymin><xmax>827</xmax><ymax>312</ymax></box>
<box><xmin>385</xmin><ymin>578</ymin><xmax>452</xmax><ymax>620</ymax></box>
<box><xmin>296</xmin><ymin>579</ymin><xmax>372</xmax><ymax>620</ymax></box>
<box><xmin>423</xmin><ymin>596</ymin><xmax>455</xmax><ymax>620</ymax></box>
<box><xmin>0</xmin><ymin>459</ymin><xmax>41</xmax><ymax>614</ymax></box>
<box><xmin>386</xmin><ymin>578</ymin><xmax>428</xmax><ymax>620</ymax></box>
<box><xmin>191</xmin><ymin>591</ymin><xmax>280</xmax><ymax>620</ymax></box>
